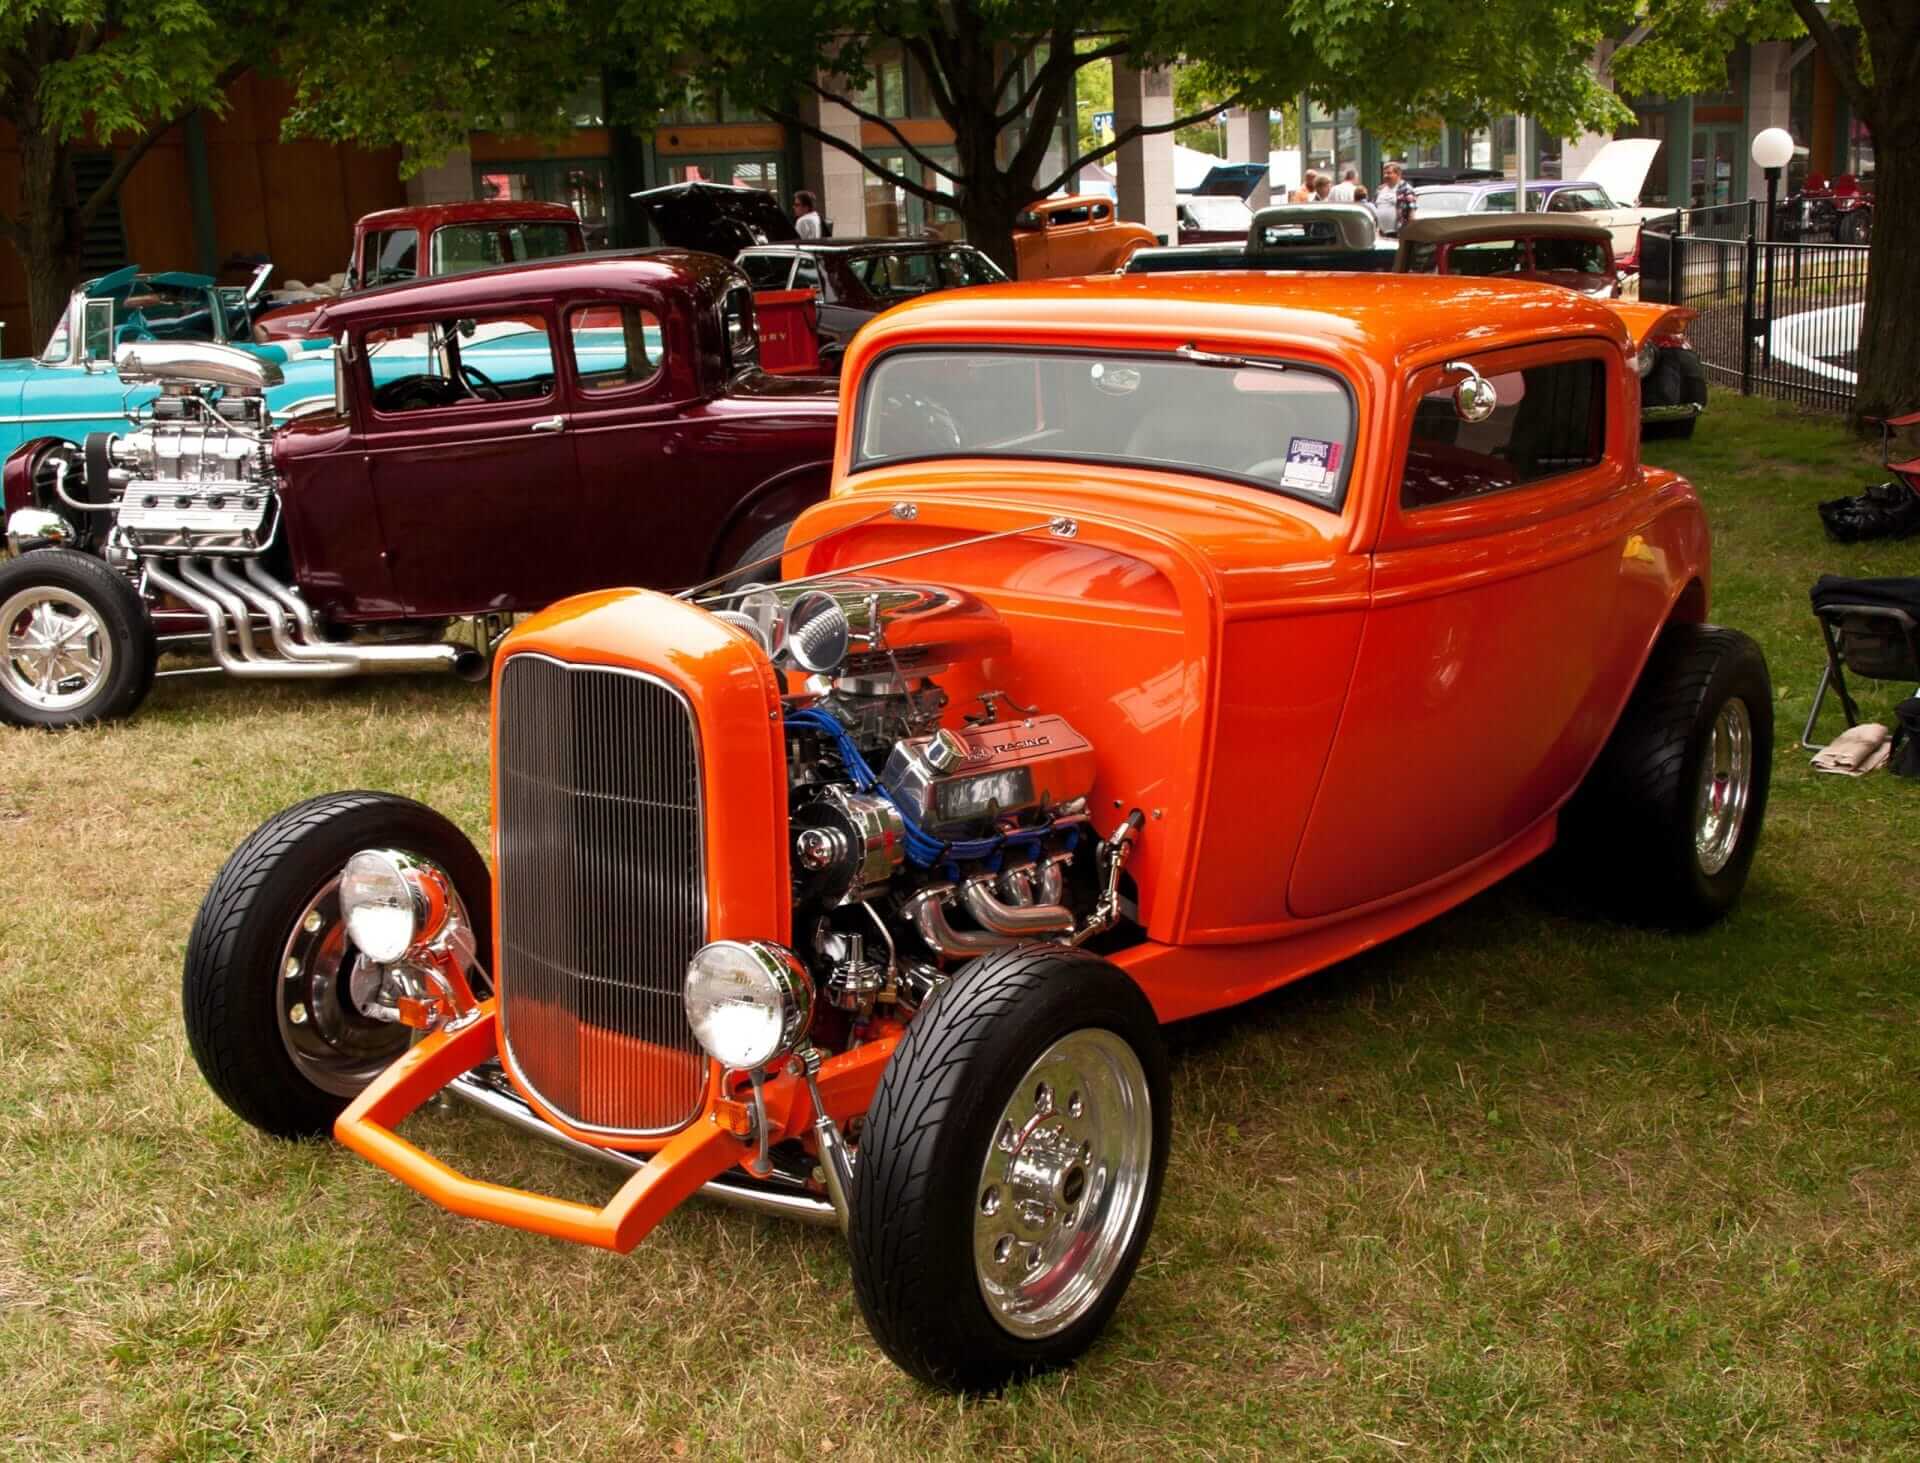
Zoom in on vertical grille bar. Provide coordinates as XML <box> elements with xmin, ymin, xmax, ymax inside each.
<box><xmin>496</xmin><ymin>654</ymin><xmax>707</xmax><ymax>1135</ymax></box>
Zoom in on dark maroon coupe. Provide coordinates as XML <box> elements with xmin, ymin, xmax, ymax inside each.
<box><xmin>0</xmin><ymin>250</ymin><xmax>836</xmax><ymax>727</ymax></box>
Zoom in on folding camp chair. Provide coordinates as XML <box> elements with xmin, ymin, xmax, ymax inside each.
<box><xmin>1869</xmin><ymin>410</ymin><xmax>1920</xmax><ymax>496</ymax></box>
<box><xmin>1804</xmin><ymin>574</ymin><xmax>1920</xmax><ymax>749</ymax></box>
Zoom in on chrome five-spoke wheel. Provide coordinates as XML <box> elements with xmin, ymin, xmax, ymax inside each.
<box><xmin>974</xmin><ymin>1028</ymin><xmax>1154</xmax><ymax>1339</ymax></box>
<box><xmin>1695</xmin><ymin>696</ymin><xmax>1752</xmax><ymax>877</ymax></box>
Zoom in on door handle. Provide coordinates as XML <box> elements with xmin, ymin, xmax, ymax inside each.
<box><xmin>530</xmin><ymin>415</ymin><xmax>566</xmax><ymax>433</ymax></box>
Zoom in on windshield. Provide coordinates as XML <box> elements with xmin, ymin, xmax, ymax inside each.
<box><xmin>853</xmin><ymin>348</ymin><xmax>1355</xmax><ymax>507</ymax></box>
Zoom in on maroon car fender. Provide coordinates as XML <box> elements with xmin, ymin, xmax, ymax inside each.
<box><xmin>3</xmin><ymin>437</ymin><xmax>69</xmax><ymax>515</ymax></box>
<box><xmin>707</xmin><ymin>457</ymin><xmax>835</xmax><ymax>578</ymax></box>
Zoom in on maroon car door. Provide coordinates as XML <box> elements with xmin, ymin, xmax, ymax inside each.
<box><xmin>357</xmin><ymin>308</ymin><xmax>582</xmax><ymax>617</ymax></box>
<box><xmin>560</xmin><ymin>296</ymin><xmax>700</xmax><ymax>590</ymax></box>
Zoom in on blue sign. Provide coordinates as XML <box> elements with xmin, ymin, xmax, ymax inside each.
<box><xmin>1092</xmin><ymin>110</ymin><xmax>1114</xmax><ymax>132</ymax></box>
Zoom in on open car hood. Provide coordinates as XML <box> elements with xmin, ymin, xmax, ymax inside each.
<box><xmin>631</xmin><ymin>182</ymin><xmax>799</xmax><ymax>253</ymax></box>
<box><xmin>1190</xmin><ymin>163</ymin><xmax>1270</xmax><ymax>200</ymax></box>
<box><xmin>1582</xmin><ymin>138</ymin><xmax>1662</xmax><ymax>208</ymax></box>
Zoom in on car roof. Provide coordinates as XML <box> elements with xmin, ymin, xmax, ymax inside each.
<box><xmin>1416</xmin><ymin>179</ymin><xmax>1601</xmax><ymax>196</ymax></box>
<box><xmin>312</xmin><ymin>249</ymin><xmax>736</xmax><ymax>330</ymax></box>
<box><xmin>846</xmin><ymin>272</ymin><xmax>1628</xmax><ymax>379</ymax></box>
<box><xmin>353</xmin><ymin>200</ymin><xmax>582</xmax><ymax>232</ymax></box>
<box><xmin>1398</xmin><ymin>214</ymin><xmax>1612</xmax><ymax>247</ymax></box>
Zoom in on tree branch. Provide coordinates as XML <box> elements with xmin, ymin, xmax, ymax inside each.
<box><xmin>1032</xmin><ymin>91</ymin><xmax>1246</xmax><ymax>199</ymax></box>
<box><xmin>997</xmin><ymin>39</ymin><xmax>1126</xmax><ymax>128</ymax></box>
<box><xmin>76</xmin><ymin>61</ymin><xmax>250</xmax><ymax>233</ymax></box>
<box><xmin>800</xmin><ymin>75</ymin><xmax>959</xmax><ymax>182</ymax></box>
<box><xmin>991</xmin><ymin>35</ymin><xmax>1042</xmax><ymax>108</ymax></box>
<box><xmin>1784</xmin><ymin>0</ymin><xmax>1877</xmax><ymax>128</ymax></box>
<box><xmin>761</xmin><ymin>105</ymin><xmax>954</xmax><ymax>211</ymax></box>
<box><xmin>900</xmin><ymin>33</ymin><xmax>958</xmax><ymax>129</ymax></box>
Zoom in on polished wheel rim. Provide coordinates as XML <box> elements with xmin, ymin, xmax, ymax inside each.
<box><xmin>1</xmin><ymin>586</ymin><xmax>111</xmax><ymax>712</ymax></box>
<box><xmin>278</xmin><ymin>876</ymin><xmax>413</xmax><ymax>1098</ymax></box>
<box><xmin>1695</xmin><ymin>697</ymin><xmax>1753</xmax><ymax>877</ymax></box>
<box><xmin>974</xmin><ymin>1028</ymin><xmax>1153</xmax><ymax>1339</ymax></box>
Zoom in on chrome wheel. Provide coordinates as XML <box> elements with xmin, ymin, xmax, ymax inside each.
<box><xmin>1</xmin><ymin>585</ymin><xmax>111</xmax><ymax>712</ymax></box>
<box><xmin>973</xmin><ymin>1028</ymin><xmax>1153</xmax><ymax>1339</ymax></box>
<box><xmin>1695</xmin><ymin>697</ymin><xmax>1753</xmax><ymax>877</ymax></box>
<box><xmin>277</xmin><ymin>876</ymin><xmax>412</xmax><ymax>1099</ymax></box>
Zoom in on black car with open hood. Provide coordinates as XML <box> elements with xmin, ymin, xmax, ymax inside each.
<box><xmin>633</xmin><ymin>182</ymin><xmax>802</xmax><ymax>254</ymax></box>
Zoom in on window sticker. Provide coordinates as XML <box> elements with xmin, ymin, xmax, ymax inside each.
<box><xmin>1281</xmin><ymin>436</ymin><xmax>1342</xmax><ymax>495</ymax></box>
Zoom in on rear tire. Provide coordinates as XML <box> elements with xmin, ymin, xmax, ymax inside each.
<box><xmin>1555</xmin><ymin>623</ymin><xmax>1772</xmax><ymax>927</ymax></box>
<box><xmin>1642</xmin><ymin>348</ymin><xmax>1707</xmax><ymax>441</ymax></box>
<box><xmin>849</xmin><ymin>945</ymin><xmax>1170</xmax><ymax>1392</ymax></box>
<box><xmin>182</xmin><ymin>791</ymin><xmax>491</xmax><ymax>1139</ymax></box>
<box><xmin>0</xmin><ymin>548</ymin><xmax>154</xmax><ymax>728</ymax></box>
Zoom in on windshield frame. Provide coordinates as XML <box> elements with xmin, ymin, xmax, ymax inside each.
<box><xmin>849</xmin><ymin>343</ymin><xmax>1359</xmax><ymax>512</ymax></box>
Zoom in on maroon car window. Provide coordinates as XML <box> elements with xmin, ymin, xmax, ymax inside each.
<box><xmin>366</xmin><ymin>313</ymin><xmax>557</xmax><ymax>415</ymax></box>
<box><xmin>1401</xmin><ymin>358</ymin><xmax>1605</xmax><ymax>510</ymax></box>
<box><xmin>739</xmin><ymin>254</ymin><xmax>796</xmax><ymax>290</ymax></box>
<box><xmin>1530</xmin><ymin>238</ymin><xmax>1610</xmax><ymax>276</ymax></box>
<box><xmin>1448</xmin><ymin>240</ymin><xmax>1527</xmax><ymax>277</ymax></box>
<box><xmin>567</xmin><ymin>305</ymin><xmax>663</xmax><ymax>393</ymax></box>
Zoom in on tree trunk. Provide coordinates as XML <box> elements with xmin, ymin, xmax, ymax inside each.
<box><xmin>961</xmin><ymin>193</ymin><xmax>1021</xmax><ymax>278</ymax></box>
<box><xmin>1851</xmin><ymin>94</ymin><xmax>1920</xmax><ymax>425</ymax></box>
<box><xmin>10</xmin><ymin>116</ymin><xmax>79</xmax><ymax>355</ymax></box>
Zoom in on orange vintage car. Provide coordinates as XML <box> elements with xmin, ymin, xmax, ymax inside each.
<box><xmin>1012</xmin><ymin>195</ymin><xmax>1158</xmax><ymax>277</ymax></box>
<box><xmin>183</xmin><ymin>272</ymin><xmax>1773</xmax><ymax>1392</ymax></box>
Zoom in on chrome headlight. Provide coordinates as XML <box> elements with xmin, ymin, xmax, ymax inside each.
<box><xmin>684</xmin><ymin>940</ymin><xmax>814</xmax><ymax>1070</ymax></box>
<box><xmin>1634</xmin><ymin>346</ymin><xmax>1656</xmax><ymax>378</ymax></box>
<box><xmin>340</xmin><ymin>849</ymin><xmax>449</xmax><ymax>965</ymax></box>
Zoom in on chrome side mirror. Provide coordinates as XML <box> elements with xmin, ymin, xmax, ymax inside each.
<box><xmin>1446</xmin><ymin>360</ymin><xmax>1499</xmax><ymax>422</ymax></box>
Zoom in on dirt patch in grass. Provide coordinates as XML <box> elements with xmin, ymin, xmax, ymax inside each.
<box><xmin>3</xmin><ymin>395</ymin><xmax>1919</xmax><ymax>1457</ymax></box>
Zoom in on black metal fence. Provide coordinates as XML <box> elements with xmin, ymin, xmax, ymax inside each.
<box><xmin>1641</xmin><ymin>201</ymin><xmax>1869</xmax><ymax>413</ymax></box>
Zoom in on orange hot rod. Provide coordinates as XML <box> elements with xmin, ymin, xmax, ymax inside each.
<box><xmin>183</xmin><ymin>272</ymin><xmax>1772</xmax><ymax>1392</ymax></box>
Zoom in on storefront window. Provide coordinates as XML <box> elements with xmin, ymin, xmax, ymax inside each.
<box><xmin>864</xmin><ymin>148</ymin><xmax>962</xmax><ymax>239</ymax></box>
<box><xmin>1847</xmin><ymin>118</ymin><xmax>1874</xmax><ymax>189</ymax></box>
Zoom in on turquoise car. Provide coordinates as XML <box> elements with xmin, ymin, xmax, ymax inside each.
<box><xmin>0</xmin><ymin>266</ymin><xmax>337</xmax><ymax>458</ymax></box>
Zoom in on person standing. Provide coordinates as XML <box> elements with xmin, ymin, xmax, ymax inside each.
<box><xmin>1290</xmin><ymin>170</ymin><xmax>1318</xmax><ymax>204</ymax></box>
<box><xmin>1313</xmin><ymin>174</ymin><xmax>1333</xmax><ymax>201</ymax></box>
<box><xmin>1331</xmin><ymin>167</ymin><xmax>1362</xmax><ymax>203</ymax></box>
<box><xmin>794</xmin><ymin>190</ymin><xmax>824</xmax><ymax>240</ymax></box>
<box><xmin>1381</xmin><ymin>161</ymin><xmax>1416</xmax><ymax>234</ymax></box>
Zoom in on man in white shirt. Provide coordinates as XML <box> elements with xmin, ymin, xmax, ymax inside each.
<box><xmin>1330</xmin><ymin>167</ymin><xmax>1362</xmax><ymax>203</ymax></box>
<box><xmin>794</xmin><ymin>190</ymin><xmax>824</xmax><ymax>240</ymax></box>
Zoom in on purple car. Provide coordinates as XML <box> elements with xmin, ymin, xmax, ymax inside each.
<box><xmin>1408</xmin><ymin>139</ymin><xmax>1667</xmax><ymax>267</ymax></box>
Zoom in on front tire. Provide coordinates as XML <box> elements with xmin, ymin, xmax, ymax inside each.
<box><xmin>0</xmin><ymin>548</ymin><xmax>154</xmax><ymax>728</ymax></box>
<box><xmin>849</xmin><ymin>945</ymin><xmax>1170</xmax><ymax>1392</ymax></box>
<box><xmin>182</xmin><ymin>791</ymin><xmax>491</xmax><ymax>1139</ymax></box>
<box><xmin>1556</xmin><ymin>623</ymin><xmax>1772</xmax><ymax>926</ymax></box>
<box><xmin>721</xmin><ymin>520</ymin><xmax>797</xmax><ymax>592</ymax></box>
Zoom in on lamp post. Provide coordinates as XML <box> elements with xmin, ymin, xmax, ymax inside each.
<box><xmin>1752</xmin><ymin>127</ymin><xmax>1794</xmax><ymax>369</ymax></box>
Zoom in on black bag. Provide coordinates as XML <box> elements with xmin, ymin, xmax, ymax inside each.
<box><xmin>1894</xmin><ymin>697</ymin><xmax>1920</xmax><ymax>779</ymax></box>
<box><xmin>1819</xmin><ymin>481</ymin><xmax>1920</xmax><ymax>543</ymax></box>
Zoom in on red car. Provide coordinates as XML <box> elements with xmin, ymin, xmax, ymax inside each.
<box><xmin>252</xmin><ymin>201</ymin><xmax>587</xmax><ymax>342</ymax></box>
<box><xmin>0</xmin><ymin>251</ymin><xmax>835</xmax><ymax>728</ymax></box>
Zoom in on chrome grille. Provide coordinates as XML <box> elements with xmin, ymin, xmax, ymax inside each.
<box><xmin>496</xmin><ymin>653</ymin><xmax>706</xmax><ymax>1135</ymax></box>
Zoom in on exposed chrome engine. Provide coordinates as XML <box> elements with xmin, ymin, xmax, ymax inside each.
<box><xmin>11</xmin><ymin>342</ymin><xmax>475</xmax><ymax>683</ymax></box>
<box><xmin>720</xmin><ymin>573</ymin><xmax>1140</xmax><ymax>1028</ymax></box>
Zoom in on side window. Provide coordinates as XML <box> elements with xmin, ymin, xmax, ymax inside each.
<box><xmin>1091</xmin><ymin>203</ymin><xmax>1111</xmax><ymax>222</ymax></box>
<box><xmin>1049</xmin><ymin>205</ymin><xmax>1092</xmax><ymax>227</ymax></box>
<box><xmin>568</xmin><ymin>304</ymin><xmax>664</xmax><ymax>393</ymax></box>
<box><xmin>366</xmin><ymin>313</ymin><xmax>556</xmax><ymax>414</ymax></box>
<box><xmin>1401</xmin><ymin>358</ymin><xmax>1606</xmax><ymax>510</ymax></box>
<box><xmin>361</xmin><ymin>230</ymin><xmax>418</xmax><ymax>287</ymax></box>
<box><xmin>792</xmin><ymin>255</ymin><xmax>822</xmax><ymax>294</ymax></box>
<box><xmin>1480</xmin><ymin>189</ymin><xmax>1516</xmax><ymax>213</ymax></box>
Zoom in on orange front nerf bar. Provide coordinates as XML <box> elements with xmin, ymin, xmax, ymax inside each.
<box><xmin>334</xmin><ymin>1000</ymin><xmax>896</xmax><ymax>1254</ymax></box>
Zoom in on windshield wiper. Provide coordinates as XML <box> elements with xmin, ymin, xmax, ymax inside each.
<box><xmin>1175</xmin><ymin>343</ymin><xmax>1288</xmax><ymax>374</ymax></box>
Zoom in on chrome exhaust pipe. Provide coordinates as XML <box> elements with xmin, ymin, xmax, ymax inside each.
<box><xmin>210</xmin><ymin>559</ymin><xmax>362</xmax><ymax>666</ymax></box>
<box><xmin>960</xmin><ymin>876</ymin><xmax>1075</xmax><ymax>937</ymax></box>
<box><xmin>445</xmin><ymin>1071</ymin><xmax>837</xmax><ymax>1226</ymax></box>
<box><xmin>144</xmin><ymin>558</ymin><xmax>355</xmax><ymax>678</ymax></box>
<box><xmin>241</xmin><ymin>559</ymin><xmax>468</xmax><ymax>673</ymax></box>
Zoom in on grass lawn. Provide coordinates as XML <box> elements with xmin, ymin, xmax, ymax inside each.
<box><xmin>3</xmin><ymin>393</ymin><xmax>1918</xmax><ymax>1459</ymax></box>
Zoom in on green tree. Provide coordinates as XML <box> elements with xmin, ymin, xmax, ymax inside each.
<box><xmin>1613</xmin><ymin>0</ymin><xmax>1914</xmax><ymax>422</ymax></box>
<box><xmin>294</xmin><ymin>0</ymin><xmax>1636</xmax><ymax>275</ymax></box>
